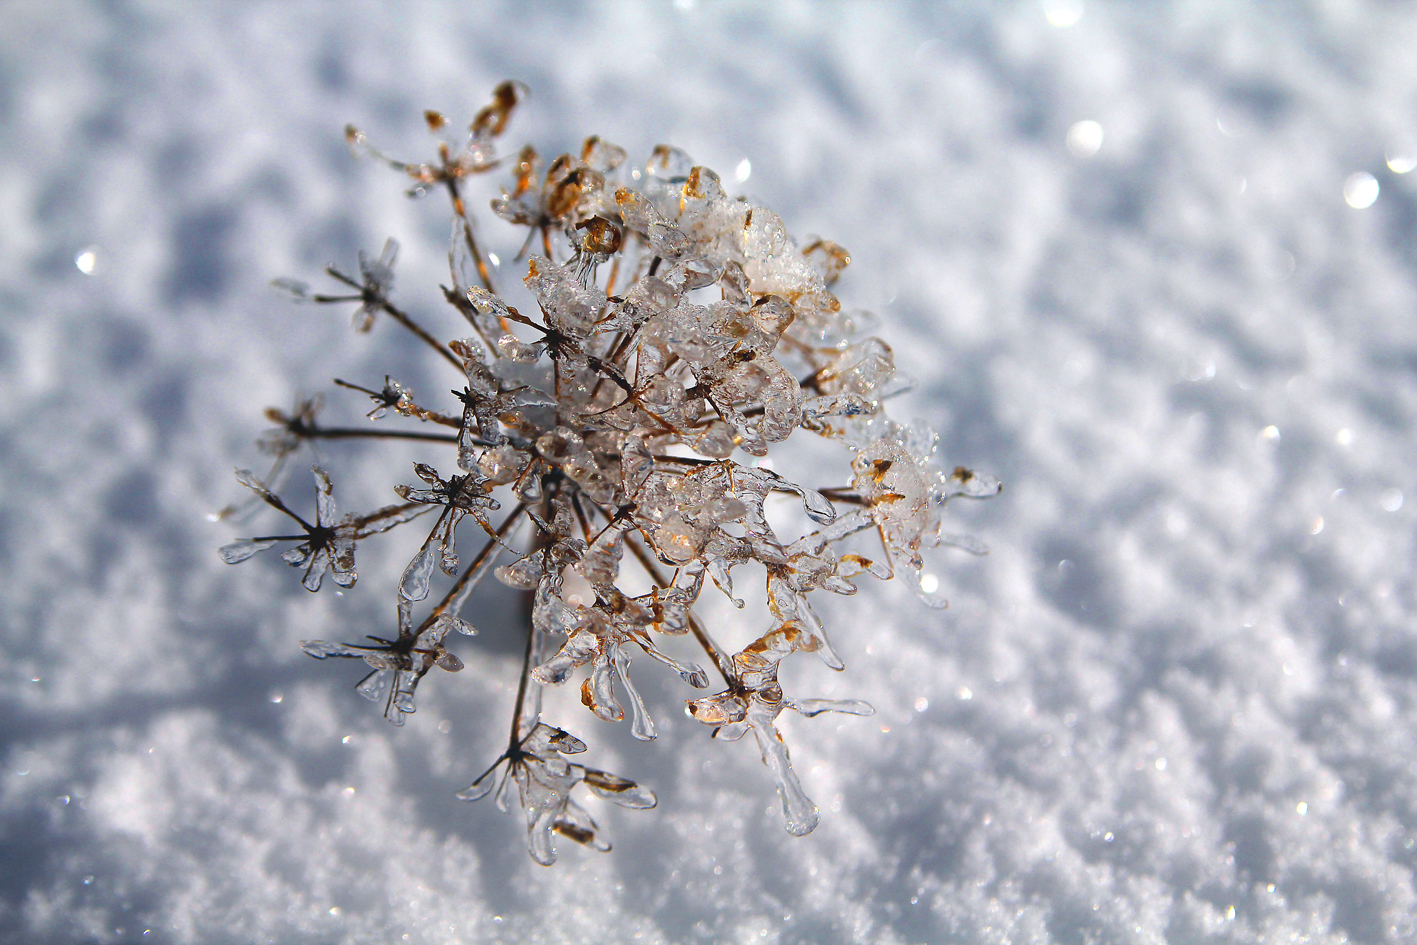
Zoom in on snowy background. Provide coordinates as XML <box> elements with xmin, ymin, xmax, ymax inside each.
<box><xmin>4</xmin><ymin>1</ymin><xmax>1417</xmax><ymax>942</ymax></box>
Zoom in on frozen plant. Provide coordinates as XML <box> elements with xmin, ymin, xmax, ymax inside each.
<box><xmin>219</xmin><ymin>82</ymin><xmax>1000</xmax><ymax>864</ymax></box>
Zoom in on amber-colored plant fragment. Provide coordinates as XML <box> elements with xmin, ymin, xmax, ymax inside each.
<box><xmin>220</xmin><ymin>82</ymin><xmax>999</xmax><ymax>864</ymax></box>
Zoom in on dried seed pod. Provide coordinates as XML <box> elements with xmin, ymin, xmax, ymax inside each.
<box><xmin>224</xmin><ymin>82</ymin><xmax>996</xmax><ymax>863</ymax></box>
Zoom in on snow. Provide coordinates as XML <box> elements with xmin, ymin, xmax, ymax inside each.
<box><xmin>4</xmin><ymin>1</ymin><xmax>1417</xmax><ymax>942</ymax></box>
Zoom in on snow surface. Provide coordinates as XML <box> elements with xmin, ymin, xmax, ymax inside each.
<box><xmin>4</xmin><ymin>1</ymin><xmax>1417</xmax><ymax>942</ymax></box>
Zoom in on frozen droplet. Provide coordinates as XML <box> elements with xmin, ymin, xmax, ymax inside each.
<box><xmin>734</xmin><ymin>158</ymin><xmax>751</xmax><ymax>183</ymax></box>
<box><xmin>1343</xmin><ymin>172</ymin><xmax>1379</xmax><ymax>209</ymax></box>
<box><xmin>1041</xmin><ymin>0</ymin><xmax>1083</xmax><ymax>27</ymax></box>
<box><xmin>219</xmin><ymin>538</ymin><xmax>276</xmax><ymax>564</ymax></box>
<box><xmin>584</xmin><ymin>769</ymin><xmax>657</xmax><ymax>808</ymax></box>
<box><xmin>399</xmin><ymin>541</ymin><xmax>437</xmax><ymax>602</ymax></box>
<box><xmin>455</xmin><ymin>771</ymin><xmax>498</xmax><ymax>802</ymax></box>
<box><xmin>75</xmin><ymin>246</ymin><xmax>100</xmax><ymax>275</ymax></box>
<box><xmin>913</xmin><ymin>697</ymin><xmax>929</xmax><ymax>712</ymax></box>
<box><xmin>437</xmin><ymin>719</ymin><xmax>452</xmax><ymax>734</ymax></box>
<box><xmin>1066</xmin><ymin>120</ymin><xmax>1103</xmax><ymax>158</ymax></box>
<box><xmin>560</xmin><ymin>566</ymin><xmax>596</xmax><ymax>608</ymax></box>
<box><xmin>300</xmin><ymin>640</ymin><xmax>363</xmax><ymax>660</ymax></box>
<box><xmin>1380</xmin><ymin>488</ymin><xmax>1403</xmax><ymax>512</ymax></box>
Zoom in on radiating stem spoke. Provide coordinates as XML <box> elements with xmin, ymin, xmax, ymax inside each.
<box><xmin>231</xmin><ymin>87</ymin><xmax>998</xmax><ymax>857</ymax></box>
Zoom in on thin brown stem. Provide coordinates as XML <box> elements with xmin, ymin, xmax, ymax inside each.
<box><xmin>570</xmin><ymin>491</ymin><xmax>594</xmax><ymax>542</ymax></box>
<box><xmin>817</xmin><ymin>487</ymin><xmax>866</xmax><ymax>505</ymax></box>
<box><xmin>508</xmin><ymin>593</ymin><xmax>539</xmax><ymax>752</ymax></box>
<box><xmin>461</xmin><ymin>219</ymin><xmax>497</xmax><ymax>295</ymax></box>
<box><xmin>352</xmin><ymin>500</ymin><xmax>427</xmax><ymax>529</ymax></box>
<box><xmin>307</xmin><ymin>426</ymin><xmax>460</xmax><ymax>444</ymax></box>
<box><xmin>418</xmin><ymin>502</ymin><xmax>527</xmax><ymax>631</ymax></box>
<box><xmin>510</xmin><ymin>478</ymin><xmax>558</xmax><ymax>749</ymax></box>
<box><xmin>604</xmin><ymin>252</ymin><xmax>622</xmax><ymax>297</ymax></box>
<box><xmin>447</xmin><ymin>177</ymin><xmax>498</xmax><ymax>295</ymax></box>
<box><xmin>379</xmin><ymin>300</ymin><xmax>464</xmax><ymax>371</ymax></box>
<box><xmin>623</xmin><ymin>534</ymin><xmax>733</xmax><ymax>684</ymax></box>
<box><xmin>323</xmin><ymin>268</ymin><xmax>462</xmax><ymax>372</ymax></box>
<box><xmin>650</xmin><ymin>454</ymin><xmax>717</xmax><ymax>467</ymax></box>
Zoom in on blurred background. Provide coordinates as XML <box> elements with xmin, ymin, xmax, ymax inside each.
<box><xmin>4</xmin><ymin>1</ymin><xmax>1417</xmax><ymax>942</ymax></box>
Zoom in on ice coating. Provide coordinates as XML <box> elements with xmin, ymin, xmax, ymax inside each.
<box><xmin>218</xmin><ymin>82</ymin><xmax>996</xmax><ymax>858</ymax></box>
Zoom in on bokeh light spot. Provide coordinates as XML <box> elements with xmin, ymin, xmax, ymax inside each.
<box><xmin>1042</xmin><ymin>0</ymin><xmax>1084</xmax><ymax>27</ymax></box>
<box><xmin>1066</xmin><ymin>120</ymin><xmax>1103</xmax><ymax>158</ymax></box>
<box><xmin>75</xmin><ymin>246</ymin><xmax>100</xmax><ymax>275</ymax></box>
<box><xmin>1386</xmin><ymin>147</ymin><xmax>1416</xmax><ymax>174</ymax></box>
<box><xmin>1343</xmin><ymin>172</ymin><xmax>1379</xmax><ymax>208</ymax></box>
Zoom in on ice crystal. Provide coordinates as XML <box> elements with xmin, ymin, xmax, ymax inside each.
<box><xmin>219</xmin><ymin>82</ymin><xmax>998</xmax><ymax>863</ymax></box>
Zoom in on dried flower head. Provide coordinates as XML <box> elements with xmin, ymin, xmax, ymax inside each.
<box><xmin>220</xmin><ymin>83</ymin><xmax>999</xmax><ymax>864</ymax></box>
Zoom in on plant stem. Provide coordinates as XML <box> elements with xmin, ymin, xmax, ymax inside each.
<box><xmin>324</xmin><ymin>267</ymin><xmax>463</xmax><ymax>371</ymax></box>
<box><xmin>447</xmin><ymin>177</ymin><xmax>498</xmax><ymax>295</ymax></box>
<box><xmin>417</xmin><ymin>503</ymin><xmax>527</xmax><ymax>632</ymax></box>
<box><xmin>624</xmin><ymin>534</ymin><xmax>733</xmax><ymax>685</ymax></box>
<box><xmin>508</xmin><ymin>593</ymin><xmax>539</xmax><ymax>752</ymax></box>
<box><xmin>306</xmin><ymin>426</ymin><xmax>460</xmax><ymax>444</ymax></box>
<box><xmin>509</xmin><ymin>479</ymin><xmax>558</xmax><ymax>750</ymax></box>
<box><xmin>379</xmin><ymin>300</ymin><xmax>465</xmax><ymax>371</ymax></box>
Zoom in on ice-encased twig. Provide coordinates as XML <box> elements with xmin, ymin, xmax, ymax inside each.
<box><xmin>225</xmin><ymin>90</ymin><xmax>997</xmax><ymax>860</ymax></box>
